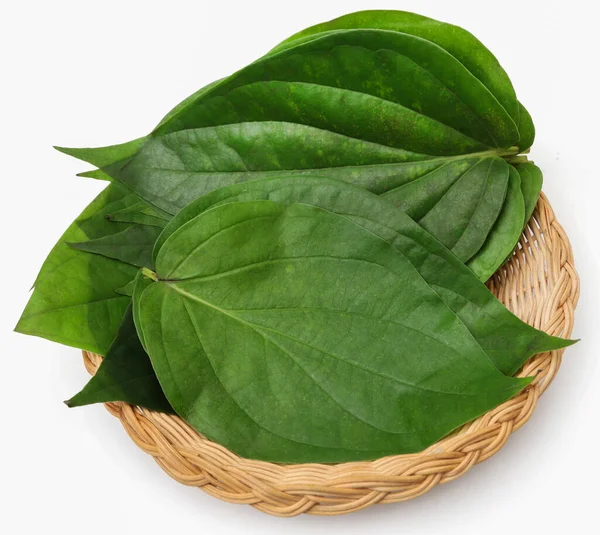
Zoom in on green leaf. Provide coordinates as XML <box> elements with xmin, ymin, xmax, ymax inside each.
<box><xmin>382</xmin><ymin>157</ymin><xmax>509</xmax><ymax>262</ymax></box>
<box><xmin>270</xmin><ymin>9</ymin><xmax>520</xmax><ymax>125</ymax></box>
<box><xmin>68</xmin><ymin>225</ymin><xmax>162</xmax><ymax>268</ymax></box>
<box><xmin>55</xmin><ymin>136</ymin><xmax>148</xmax><ymax>169</ymax></box>
<box><xmin>516</xmin><ymin>101</ymin><xmax>536</xmax><ymax>152</ymax></box>
<box><xmin>153</xmin><ymin>29</ymin><xmax>519</xmax><ymax>148</ymax></box>
<box><xmin>15</xmin><ymin>182</ymin><xmax>139</xmax><ymax>354</ymax></box>
<box><xmin>467</xmin><ymin>166</ymin><xmax>525</xmax><ymax>281</ymax></box>
<box><xmin>77</xmin><ymin>169</ymin><xmax>112</xmax><ymax>181</ymax></box>
<box><xmin>106</xmin><ymin>201</ymin><xmax>169</xmax><ymax>228</ymax></box>
<box><xmin>57</xmin><ymin>16</ymin><xmax>534</xmax><ymax>279</ymax></box>
<box><xmin>516</xmin><ymin>162</ymin><xmax>543</xmax><ymax>226</ymax></box>
<box><xmin>66</xmin><ymin>305</ymin><xmax>173</xmax><ymax>413</ymax></box>
<box><xmin>156</xmin><ymin>176</ymin><xmax>572</xmax><ymax>377</ymax></box>
<box><xmin>137</xmin><ymin>200</ymin><xmax>531</xmax><ymax>463</ymax></box>
<box><xmin>115</xmin><ymin>278</ymin><xmax>137</xmax><ymax>297</ymax></box>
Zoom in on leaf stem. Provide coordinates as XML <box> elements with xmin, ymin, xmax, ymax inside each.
<box><xmin>141</xmin><ymin>267</ymin><xmax>159</xmax><ymax>282</ymax></box>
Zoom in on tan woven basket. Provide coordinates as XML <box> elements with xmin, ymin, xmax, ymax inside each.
<box><xmin>82</xmin><ymin>191</ymin><xmax>579</xmax><ymax>517</ymax></box>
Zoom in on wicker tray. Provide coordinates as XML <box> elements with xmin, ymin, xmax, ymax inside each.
<box><xmin>82</xmin><ymin>192</ymin><xmax>579</xmax><ymax>516</ymax></box>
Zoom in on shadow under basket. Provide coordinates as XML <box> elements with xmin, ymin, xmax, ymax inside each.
<box><xmin>82</xmin><ymin>192</ymin><xmax>579</xmax><ymax>517</ymax></box>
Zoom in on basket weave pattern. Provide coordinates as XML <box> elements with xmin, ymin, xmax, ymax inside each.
<box><xmin>82</xmin><ymin>192</ymin><xmax>579</xmax><ymax>516</ymax></box>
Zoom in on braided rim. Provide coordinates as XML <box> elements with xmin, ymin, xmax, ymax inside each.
<box><xmin>82</xmin><ymin>192</ymin><xmax>579</xmax><ymax>517</ymax></box>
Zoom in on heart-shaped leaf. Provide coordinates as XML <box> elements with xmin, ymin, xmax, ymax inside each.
<box><xmin>136</xmin><ymin>200</ymin><xmax>532</xmax><ymax>462</ymax></box>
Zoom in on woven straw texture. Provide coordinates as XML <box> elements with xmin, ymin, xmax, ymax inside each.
<box><xmin>82</xmin><ymin>192</ymin><xmax>579</xmax><ymax>517</ymax></box>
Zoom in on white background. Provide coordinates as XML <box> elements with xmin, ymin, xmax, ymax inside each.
<box><xmin>1</xmin><ymin>0</ymin><xmax>599</xmax><ymax>533</ymax></box>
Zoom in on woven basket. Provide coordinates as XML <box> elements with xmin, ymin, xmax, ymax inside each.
<box><xmin>82</xmin><ymin>192</ymin><xmax>579</xmax><ymax>517</ymax></box>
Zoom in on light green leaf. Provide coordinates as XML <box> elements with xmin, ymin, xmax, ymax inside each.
<box><xmin>15</xmin><ymin>182</ymin><xmax>139</xmax><ymax>354</ymax></box>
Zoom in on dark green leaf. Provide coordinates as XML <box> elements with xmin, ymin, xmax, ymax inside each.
<box><xmin>138</xmin><ymin>200</ymin><xmax>532</xmax><ymax>463</ymax></box>
<box><xmin>467</xmin><ymin>166</ymin><xmax>525</xmax><ymax>281</ymax></box>
<box><xmin>270</xmin><ymin>10</ymin><xmax>520</xmax><ymax>125</ymax></box>
<box><xmin>69</xmin><ymin>225</ymin><xmax>162</xmax><ymax>269</ymax></box>
<box><xmin>153</xmin><ymin>29</ymin><xmax>519</xmax><ymax>149</ymax></box>
<box><xmin>66</xmin><ymin>305</ymin><xmax>173</xmax><ymax>413</ymax></box>
<box><xmin>157</xmin><ymin>177</ymin><xmax>573</xmax><ymax>376</ymax></box>
<box><xmin>516</xmin><ymin>162</ymin><xmax>543</xmax><ymax>226</ymax></box>
<box><xmin>382</xmin><ymin>157</ymin><xmax>509</xmax><ymax>262</ymax></box>
<box><xmin>516</xmin><ymin>101</ymin><xmax>536</xmax><ymax>152</ymax></box>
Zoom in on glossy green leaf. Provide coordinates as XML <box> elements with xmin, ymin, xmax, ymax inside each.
<box><xmin>153</xmin><ymin>29</ymin><xmax>519</xmax><ymax>148</ymax></box>
<box><xmin>467</xmin><ymin>166</ymin><xmax>525</xmax><ymax>281</ymax></box>
<box><xmin>516</xmin><ymin>162</ymin><xmax>543</xmax><ymax>226</ymax></box>
<box><xmin>112</xmin><ymin>122</ymin><xmax>513</xmax><ymax>268</ymax></box>
<box><xmin>15</xmin><ymin>182</ymin><xmax>139</xmax><ymax>354</ymax></box>
<box><xmin>157</xmin><ymin>177</ymin><xmax>572</xmax><ymax>376</ymax></box>
<box><xmin>69</xmin><ymin>225</ymin><xmax>162</xmax><ymax>268</ymax></box>
<box><xmin>270</xmin><ymin>10</ymin><xmax>520</xmax><ymax>125</ymax></box>
<box><xmin>77</xmin><ymin>169</ymin><xmax>112</xmax><ymax>181</ymax></box>
<box><xmin>66</xmin><ymin>305</ymin><xmax>173</xmax><ymax>413</ymax></box>
<box><xmin>58</xmin><ymin>15</ymin><xmax>535</xmax><ymax>279</ymax></box>
<box><xmin>137</xmin><ymin>200</ymin><xmax>531</xmax><ymax>462</ymax></box>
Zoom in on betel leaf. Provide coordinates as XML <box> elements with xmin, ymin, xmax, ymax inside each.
<box><xmin>136</xmin><ymin>200</ymin><xmax>531</xmax><ymax>463</ymax></box>
<box><xmin>516</xmin><ymin>162</ymin><xmax>543</xmax><ymax>226</ymax></box>
<box><xmin>270</xmin><ymin>10</ymin><xmax>536</xmax><ymax>152</ymax></box>
<box><xmin>15</xmin><ymin>182</ymin><xmax>140</xmax><ymax>354</ymax></box>
<box><xmin>467</xmin><ymin>166</ymin><xmax>525</xmax><ymax>281</ymax></box>
<box><xmin>105</xmin><ymin>122</ymin><xmax>513</xmax><ymax>268</ymax></box>
<box><xmin>66</xmin><ymin>304</ymin><xmax>173</xmax><ymax>413</ymax></box>
<box><xmin>156</xmin><ymin>177</ymin><xmax>572</xmax><ymax>376</ymax></box>
<box><xmin>58</xmin><ymin>18</ymin><xmax>535</xmax><ymax>278</ymax></box>
<box><xmin>382</xmin><ymin>157</ymin><xmax>509</xmax><ymax>262</ymax></box>
<box><xmin>68</xmin><ymin>224</ymin><xmax>162</xmax><ymax>269</ymax></box>
<box><xmin>132</xmin><ymin>271</ymin><xmax>154</xmax><ymax>352</ymax></box>
<box><xmin>516</xmin><ymin>102</ymin><xmax>535</xmax><ymax>153</ymax></box>
<box><xmin>115</xmin><ymin>278</ymin><xmax>137</xmax><ymax>297</ymax></box>
<box><xmin>270</xmin><ymin>10</ymin><xmax>521</xmax><ymax>128</ymax></box>
<box><xmin>106</xmin><ymin>202</ymin><xmax>169</xmax><ymax>228</ymax></box>
<box><xmin>151</xmin><ymin>29</ymin><xmax>521</xmax><ymax>146</ymax></box>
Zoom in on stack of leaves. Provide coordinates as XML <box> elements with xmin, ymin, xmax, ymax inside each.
<box><xmin>16</xmin><ymin>10</ymin><xmax>572</xmax><ymax>463</ymax></box>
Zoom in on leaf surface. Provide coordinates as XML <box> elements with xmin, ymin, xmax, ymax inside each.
<box><xmin>157</xmin><ymin>177</ymin><xmax>572</xmax><ymax>376</ymax></box>
<box><xmin>270</xmin><ymin>10</ymin><xmax>520</xmax><ymax>125</ymax></box>
<box><xmin>68</xmin><ymin>224</ymin><xmax>162</xmax><ymax>268</ymax></box>
<box><xmin>467</xmin><ymin>166</ymin><xmax>525</xmax><ymax>281</ymax></box>
<box><xmin>516</xmin><ymin>162</ymin><xmax>543</xmax><ymax>226</ymax></box>
<box><xmin>137</xmin><ymin>200</ymin><xmax>531</xmax><ymax>462</ymax></box>
<box><xmin>66</xmin><ymin>305</ymin><xmax>173</xmax><ymax>413</ymax></box>
<box><xmin>15</xmin><ymin>182</ymin><xmax>140</xmax><ymax>354</ymax></box>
